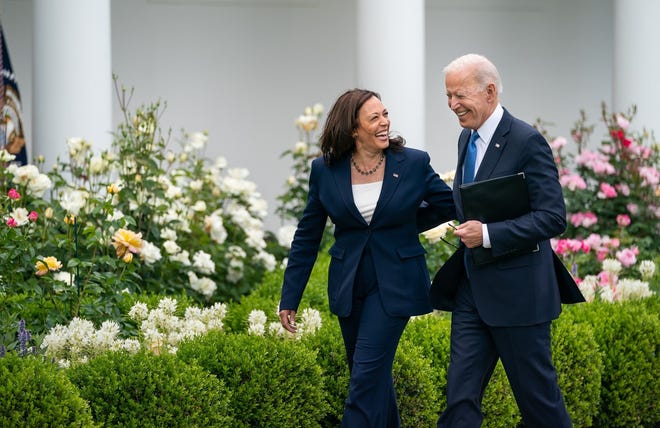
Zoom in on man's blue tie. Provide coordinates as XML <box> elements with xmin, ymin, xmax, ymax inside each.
<box><xmin>463</xmin><ymin>131</ymin><xmax>479</xmax><ymax>184</ymax></box>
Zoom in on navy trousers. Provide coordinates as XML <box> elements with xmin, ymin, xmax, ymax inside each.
<box><xmin>438</xmin><ymin>278</ymin><xmax>572</xmax><ymax>428</ymax></box>
<box><xmin>338</xmin><ymin>248</ymin><xmax>409</xmax><ymax>428</ymax></box>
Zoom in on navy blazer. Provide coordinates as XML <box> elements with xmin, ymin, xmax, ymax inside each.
<box><xmin>280</xmin><ymin>147</ymin><xmax>455</xmax><ymax>318</ymax></box>
<box><xmin>437</xmin><ymin>108</ymin><xmax>575</xmax><ymax>326</ymax></box>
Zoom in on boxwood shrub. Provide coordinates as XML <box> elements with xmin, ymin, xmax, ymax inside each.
<box><xmin>67</xmin><ymin>350</ymin><xmax>233</xmax><ymax>427</ymax></box>
<box><xmin>300</xmin><ymin>320</ymin><xmax>349</xmax><ymax>427</ymax></box>
<box><xmin>0</xmin><ymin>352</ymin><xmax>95</xmax><ymax>427</ymax></box>
<box><xmin>394</xmin><ymin>340</ymin><xmax>441</xmax><ymax>427</ymax></box>
<box><xmin>563</xmin><ymin>300</ymin><xmax>660</xmax><ymax>427</ymax></box>
<box><xmin>177</xmin><ymin>331</ymin><xmax>327</xmax><ymax>427</ymax></box>
<box><xmin>551</xmin><ymin>308</ymin><xmax>602</xmax><ymax>426</ymax></box>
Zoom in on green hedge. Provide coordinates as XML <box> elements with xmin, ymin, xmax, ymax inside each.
<box><xmin>299</xmin><ymin>321</ymin><xmax>350</xmax><ymax>427</ymax></box>
<box><xmin>67</xmin><ymin>350</ymin><xmax>233</xmax><ymax>427</ymax></box>
<box><xmin>177</xmin><ymin>331</ymin><xmax>328</xmax><ymax>427</ymax></box>
<box><xmin>552</xmin><ymin>309</ymin><xmax>602</xmax><ymax>426</ymax></box>
<box><xmin>393</xmin><ymin>340</ymin><xmax>442</xmax><ymax>427</ymax></box>
<box><xmin>562</xmin><ymin>301</ymin><xmax>660</xmax><ymax>427</ymax></box>
<box><xmin>0</xmin><ymin>353</ymin><xmax>95</xmax><ymax>428</ymax></box>
<box><xmin>8</xmin><ymin>248</ymin><xmax>659</xmax><ymax>427</ymax></box>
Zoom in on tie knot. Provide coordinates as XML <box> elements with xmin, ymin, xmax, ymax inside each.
<box><xmin>470</xmin><ymin>131</ymin><xmax>480</xmax><ymax>145</ymax></box>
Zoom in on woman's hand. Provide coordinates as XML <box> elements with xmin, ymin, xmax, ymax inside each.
<box><xmin>279</xmin><ymin>309</ymin><xmax>298</xmax><ymax>333</ymax></box>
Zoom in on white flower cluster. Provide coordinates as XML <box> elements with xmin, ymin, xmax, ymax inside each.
<box><xmin>58</xmin><ymin>188</ymin><xmax>90</xmax><ymax>216</ymax></box>
<box><xmin>40</xmin><ymin>298</ymin><xmax>227</xmax><ymax>366</ymax></box>
<box><xmin>129</xmin><ymin>297</ymin><xmax>227</xmax><ymax>355</ymax></box>
<box><xmin>276</xmin><ymin>225</ymin><xmax>297</xmax><ymax>250</ymax></box>
<box><xmin>5</xmin><ymin>163</ymin><xmax>52</xmax><ymax>198</ymax></box>
<box><xmin>577</xmin><ymin>259</ymin><xmax>656</xmax><ymax>303</ymax></box>
<box><xmin>40</xmin><ymin>318</ymin><xmax>140</xmax><ymax>368</ymax></box>
<box><xmin>247</xmin><ymin>307</ymin><xmax>322</xmax><ymax>339</ymax></box>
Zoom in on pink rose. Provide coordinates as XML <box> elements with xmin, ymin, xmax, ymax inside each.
<box><xmin>598</xmin><ymin>271</ymin><xmax>612</xmax><ymax>285</ymax></box>
<box><xmin>597</xmin><ymin>182</ymin><xmax>617</xmax><ymax>199</ymax></box>
<box><xmin>7</xmin><ymin>189</ymin><xmax>21</xmax><ymax>200</ymax></box>
<box><xmin>616</xmin><ymin>214</ymin><xmax>631</xmax><ymax>227</ymax></box>
<box><xmin>616</xmin><ymin>248</ymin><xmax>637</xmax><ymax>267</ymax></box>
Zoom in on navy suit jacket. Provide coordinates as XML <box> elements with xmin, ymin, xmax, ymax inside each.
<box><xmin>280</xmin><ymin>147</ymin><xmax>455</xmax><ymax>318</ymax></box>
<box><xmin>432</xmin><ymin>108</ymin><xmax>582</xmax><ymax>326</ymax></box>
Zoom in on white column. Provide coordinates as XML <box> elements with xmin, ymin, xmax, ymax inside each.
<box><xmin>32</xmin><ymin>0</ymin><xmax>112</xmax><ymax>168</ymax></box>
<box><xmin>613</xmin><ymin>0</ymin><xmax>660</xmax><ymax>137</ymax></box>
<box><xmin>356</xmin><ymin>0</ymin><xmax>425</xmax><ymax>149</ymax></box>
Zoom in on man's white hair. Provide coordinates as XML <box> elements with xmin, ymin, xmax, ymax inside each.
<box><xmin>443</xmin><ymin>53</ymin><xmax>503</xmax><ymax>95</ymax></box>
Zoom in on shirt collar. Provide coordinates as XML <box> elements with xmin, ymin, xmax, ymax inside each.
<box><xmin>476</xmin><ymin>104</ymin><xmax>504</xmax><ymax>146</ymax></box>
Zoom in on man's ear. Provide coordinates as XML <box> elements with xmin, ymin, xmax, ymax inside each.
<box><xmin>486</xmin><ymin>83</ymin><xmax>497</xmax><ymax>99</ymax></box>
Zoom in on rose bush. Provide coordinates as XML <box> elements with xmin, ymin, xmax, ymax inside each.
<box><xmin>537</xmin><ymin>103</ymin><xmax>659</xmax><ymax>300</ymax></box>
<box><xmin>0</xmin><ymin>81</ymin><xmax>279</xmax><ymax>345</ymax></box>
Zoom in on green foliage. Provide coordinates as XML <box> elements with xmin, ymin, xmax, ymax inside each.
<box><xmin>564</xmin><ymin>300</ymin><xmax>660</xmax><ymax>427</ymax></box>
<box><xmin>300</xmin><ymin>320</ymin><xmax>349</xmax><ymax>427</ymax></box>
<box><xmin>551</xmin><ymin>309</ymin><xmax>602</xmax><ymax>427</ymax></box>
<box><xmin>0</xmin><ymin>352</ymin><xmax>95</xmax><ymax>427</ymax></box>
<box><xmin>67</xmin><ymin>350</ymin><xmax>233</xmax><ymax>427</ymax></box>
<box><xmin>177</xmin><ymin>331</ymin><xmax>328</xmax><ymax>427</ymax></box>
<box><xmin>394</xmin><ymin>340</ymin><xmax>442</xmax><ymax>427</ymax></box>
<box><xmin>480</xmin><ymin>363</ymin><xmax>520</xmax><ymax>428</ymax></box>
<box><xmin>401</xmin><ymin>313</ymin><xmax>452</xmax><ymax>414</ymax></box>
<box><xmin>420</xmin><ymin>229</ymin><xmax>460</xmax><ymax>277</ymax></box>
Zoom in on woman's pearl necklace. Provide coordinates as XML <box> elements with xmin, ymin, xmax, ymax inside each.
<box><xmin>351</xmin><ymin>152</ymin><xmax>385</xmax><ymax>176</ymax></box>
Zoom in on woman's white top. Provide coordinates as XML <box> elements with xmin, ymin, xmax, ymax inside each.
<box><xmin>352</xmin><ymin>181</ymin><xmax>383</xmax><ymax>224</ymax></box>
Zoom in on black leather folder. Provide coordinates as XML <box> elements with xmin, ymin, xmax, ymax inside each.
<box><xmin>459</xmin><ymin>172</ymin><xmax>537</xmax><ymax>265</ymax></box>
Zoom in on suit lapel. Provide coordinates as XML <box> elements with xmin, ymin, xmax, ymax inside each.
<box><xmin>456</xmin><ymin>129</ymin><xmax>471</xmax><ymax>185</ymax></box>
<box><xmin>474</xmin><ymin>109</ymin><xmax>512</xmax><ymax>181</ymax></box>
<box><xmin>371</xmin><ymin>149</ymin><xmax>407</xmax><ymax>224</ymax></box>
<box><xmin>331</xmin><ymin>156</ymin><xmax>367</xmax><ymax>225</ymax></box>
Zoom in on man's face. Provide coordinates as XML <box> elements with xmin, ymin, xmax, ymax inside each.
<box><xmin>445</xmin><ymin>67</ymin><xmax>494</xmax><ymax>130</ymax></box>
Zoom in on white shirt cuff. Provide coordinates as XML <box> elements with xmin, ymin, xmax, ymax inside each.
<box><xmin>482</xmin><ymin>224</ymin><xmax>491</xmax><ymax>248</ymax></box>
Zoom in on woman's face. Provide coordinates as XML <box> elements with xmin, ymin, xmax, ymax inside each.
<box><xmin>353</xmin><ymin>96</ymin><xmax>390</xmax><ymax>153</ymax></box>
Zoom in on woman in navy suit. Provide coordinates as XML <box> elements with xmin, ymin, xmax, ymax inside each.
<box><xmin>279</xmin><ymin>88</ymin><xmax>455</xmax><ymax>427</ymax></box>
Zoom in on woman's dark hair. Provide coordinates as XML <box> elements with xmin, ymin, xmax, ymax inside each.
<box><xmin>319</xmin><ymin>89</ymin><xmax>404</xmax><ymax>164</ymax></box>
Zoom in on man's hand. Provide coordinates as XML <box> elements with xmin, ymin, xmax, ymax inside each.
<box><xmin>454</xmin><ymin>220</ymin><xmax>483</xmax><ymax>248</ymax></box>
<box><xmin>279</xmin><ymin>309</ymin><xmax>297</xmax><ymax>333</ymax></box>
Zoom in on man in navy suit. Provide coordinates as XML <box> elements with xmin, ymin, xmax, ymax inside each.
<box><xmin>435</xmin><ymin>54</ymin><xmax>579</xmax><ymax>427</ymax></box>
<box><xmin>279</xmin><ymin>89</ymin><xmax>455</xmax><ymax>427</ymax></box>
